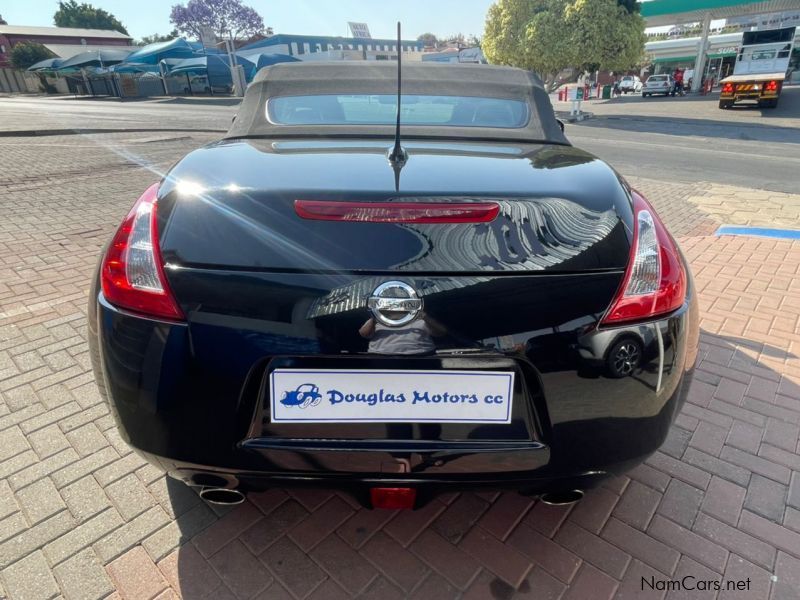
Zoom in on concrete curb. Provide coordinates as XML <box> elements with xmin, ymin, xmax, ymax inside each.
<box><xmin>555</xmin><ymin>111</ymin><xmax>594</xmax><ymax>123</ymax></box>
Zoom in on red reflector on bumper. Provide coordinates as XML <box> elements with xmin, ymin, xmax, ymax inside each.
<box><xmin>294</xmin><ymin>200</ymin><xmax>499</xmax><ymax>223</ymax></box>
<box><xmin>370</xmin><ymin>487</ymin><xmax>417</xmax><ymax>509</ymax></box>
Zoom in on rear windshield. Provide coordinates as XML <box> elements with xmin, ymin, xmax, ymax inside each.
<box><xmin>267</xmin><ymin>94</ymin><xmax>530</xmax><ymax>128</ymax></box>
<box><xmin>648</xmin><ymin>76</ymin><xmax>668</xmax><ymax>81</ymax></box>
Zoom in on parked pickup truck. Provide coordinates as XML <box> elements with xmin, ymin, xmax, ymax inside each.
<box><xmin>719</xmin><ymin>26</ymin><xmax>795</xmax><ymax>109</ymax></box>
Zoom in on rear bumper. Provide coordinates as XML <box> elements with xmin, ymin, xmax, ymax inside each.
<box><xmin>88</xmin><ymin>264</ymin><xmax>699</xmax><ymax>505</ymax></box>
<box><xmin>165</xmin><ymin>461</ymin><xmax>629</xmax><ymax>508</ymax></box>
<box><xmin>720</xmin><ymin>78</ymin><xmax>783</xmax><ymax>103</ymax></box>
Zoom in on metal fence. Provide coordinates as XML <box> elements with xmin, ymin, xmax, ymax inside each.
<box><xmin>0</xmin><ymin>68</ymin><xmax>42</xmax><ymax>93</ymax></box>
<box><xmin>55</xmin><ymin>72</ymin><xmax>232</xmax><ymax>98</ymax></box>
<box><xmin>1</xmin><ymin>66</ymin><xmax>234</xmax><ymax>98</ymax></box>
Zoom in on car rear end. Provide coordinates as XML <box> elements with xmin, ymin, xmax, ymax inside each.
<box><xmin>619</xmin><ymin>76</ymin><xmax>635</xmax><ymax>93</ymax></box>
<box><xmin>89</xmin><ymin>64</ymin><xmax>698</xmax><ymax>509</ymax></box>
<box><xmin>89</xmin><ymin>145</ymin><xmax>697</xmax><ymax>509</ymax></box>
<box><xmin>719</xmin><ymin>75</ymin><xmax>784</xmax><ymax>108</ymax></box>
<box><xmin>643</xmin><ymin>75</ymin><xmax>673</xmax><ymax>96</ymax></box>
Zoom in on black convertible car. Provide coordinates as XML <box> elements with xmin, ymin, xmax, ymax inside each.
<box><xmin>89</xmin><ymin>62</ymin><xmax>698</xmax><ymax>509</ymax></box>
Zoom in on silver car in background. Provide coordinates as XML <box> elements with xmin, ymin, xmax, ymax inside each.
<box><xmin>643</xmin><ymin>74</ymin><xmax>676</xmax><ymax>97</ymax></box>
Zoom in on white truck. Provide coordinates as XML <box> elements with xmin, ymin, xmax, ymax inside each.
<box><xmin>719</xmin><ymin>26</ymin><xmax>795</xmax><ymax>109</ymax></box>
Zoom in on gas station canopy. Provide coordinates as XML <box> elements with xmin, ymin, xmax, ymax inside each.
<box><xmin>641</xmin><ymin>0</ymin><xmax>800</xmax><ymax>91</ymax></box>
<box><xmin>642</xmin><ymin>0</ymin><xmax>800</xmax><ymax>26</ymax></box>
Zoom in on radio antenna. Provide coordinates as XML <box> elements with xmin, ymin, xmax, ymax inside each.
<box><xmin>388</xmin><ymin>21</ymin><xmax>407</xmax><ymax>169</ymax></box>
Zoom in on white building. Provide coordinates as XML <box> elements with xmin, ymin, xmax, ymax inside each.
<box><xmin>239</xmin><ymin>34</ymin><xmax>424</xmax><ymax>62</ymax></box>
<box><xmin>645</xmin><ymin>29</ymin><xmax>800</xmax><ymax>81</ymax></box>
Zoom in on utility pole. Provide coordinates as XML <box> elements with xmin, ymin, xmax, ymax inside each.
<box><xmin>692</xmin><ymin>12</ymin><xmax>712</xmax><ymax>93</ymax></box>
<box><xmin>225</xmin><ymin>34</ymin><xmax>246</xmax><ymax>97</ymax></box>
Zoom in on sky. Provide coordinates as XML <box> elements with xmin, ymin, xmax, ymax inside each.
<box><xmin>1</xmin><ymin>0</ymin><xmax>498</xmax><ymax>41</ymax></box>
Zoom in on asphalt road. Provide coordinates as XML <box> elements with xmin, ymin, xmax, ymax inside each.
<box><xmin>559</xmin><ymin>86</ymin><xmax>800</xmax><ymax>194</ymax></box>
<box><xmin>0</xmin><ymin>95</ymin><xmax>237</xmax><ymax>133</ymax></box>
<box><xmin>567</xmin><ymin>119</ymin><xmax>800</xmax><ymax>195</ymax></box>
<box><xmin>1</xmin><ymin>92</ymin><xmax>799</xmax><ymax>194</ymax></box>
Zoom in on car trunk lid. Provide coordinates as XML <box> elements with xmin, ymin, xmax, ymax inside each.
<box><xmin>158</xmin><ymin>140</ymin><xmax>632</xmax><ymax>274</ymax></box>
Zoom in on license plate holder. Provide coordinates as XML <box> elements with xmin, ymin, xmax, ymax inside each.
<box><xmin>269</xmin><ymin>368</ymin><xmax>514</xmax><ymax>424</ymax></box>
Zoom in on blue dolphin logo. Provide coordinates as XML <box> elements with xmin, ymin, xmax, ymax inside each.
<box><xmin>280</xmin><ymin>383</ymin><xmax>322</xmax><ymax>409</ymax></box>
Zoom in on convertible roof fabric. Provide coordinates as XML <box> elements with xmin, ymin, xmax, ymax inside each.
<box><xmin>225</xmin><ymin>62</ymin><xmax>568</xmax><ymax>145</ymax></box>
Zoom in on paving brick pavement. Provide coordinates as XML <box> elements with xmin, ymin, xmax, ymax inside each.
<box><xmin>1</xmin><ymin>132</ymin><xmax>800</xmax><ymax>599</ymax></box>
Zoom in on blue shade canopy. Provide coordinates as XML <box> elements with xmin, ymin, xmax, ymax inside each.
<box><xmin>110</xmin><ymin>62</ymin><xmax>159</xmax><ymax>73</ymax></box>
<box><xmin>27</xmin><ymin>58</ymin><xmax>64</xmax><ymax>71</ymax></box>
<box><xmin>57</xmin><ymin>48</ymin><xmax>133</xmax><ymax>70</ymax></box>
<box><xmin>238</xmin><ymin>52</ymin><xmax>300</xmax><ymax>78</ymax></box>
<box><xmin>123</xmin><ymin>38</ymin><xmax>198</xmax><ymax>65</ymax></box>
<box><xmin>168</xmin><ymin>54</ymin><xmax>255</xmax><ymax>82</ymax></box>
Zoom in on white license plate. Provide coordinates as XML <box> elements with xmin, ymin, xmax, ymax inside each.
<box><xmin>269</xmin><ymin>369</ymin><xmax>514</xmax><ymax>424</ymax></box>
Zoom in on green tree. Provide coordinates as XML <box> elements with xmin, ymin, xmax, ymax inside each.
<box><xmin>483</xmin><ymin>0</ymin><xmax>645</xmax><ymax>89</ymax></box>
<box><xmin>10</xmin><ymin>41</ymin><xmax>55</xmax><ymax>69</ymax></box>
<box><xmin>616</xmin><ymin>0</ymin><xmax>639</xmax><ymax>13</ymax></box>
<box><xmin>566</xmin><ymin>0</ymin><xmax>647</xmax><ymax>73</ymax></box>
<box><xmin>523</xmin><ymin>1</ymin><xmax>576</xmax><ymax>87</ymax></box>
<box><xmin>53</xmin><ymin>1</ymin><xmax>129</xmax><ymax>35</ymax></box>
<box><xmin>483</xmin><ymin>0</ymin><xmax>548</xmax><ymax>68</ymax></box>
<box><xmin>136</xmin><ymin>30</ymin><xmax>179</xmax><ymax>46</ymax></box>
<box><xmin>417</xmin><ymin>32</ymin><xmax>438</xmax><ymax>48</ymax></box>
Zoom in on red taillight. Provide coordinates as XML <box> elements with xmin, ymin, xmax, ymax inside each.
<box><xmin>370</xmin><ymin>487</ymin><xmax>417</xmax><ymax>509</ymax></box>
<box><xmin>294</xmin><ymin>200</ymin><xmax>499</xmax><ymax>223</ymax></box>
<box><xmin>722</xmin><ymin>83</ymin><xmax>734</xmax><ymax>94</ymax></box>
<box><xmin>600</xmin><ymin>190</ymin><xmax>686</xmax><ymax>326</ymax></box>
<box><xmin>765</xmin><ymin>80</ymin><xmax>778</xmax><ymax>92</ymax></box>
<box><xmin>101</xmin><ymin>183</ymin><xmax>184</xmax><ymax>321</ymax></box>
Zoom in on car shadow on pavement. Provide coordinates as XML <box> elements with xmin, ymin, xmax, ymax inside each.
<box><xmin>600</xmin><ymin>85</ymin><xmax>799</xmax><ymax>114</ymax></box>
<box><xmin>160</xmin><ymin>97</ymin><xmax>243</xmax><ymax>107</ymax></box>
<box><xmin>162</xmin><ymin>328</ymin><xmax>800</xmax><ymax>599</ymax></box>
<box><xmin>609</xmin><ymin>93</ymin><xmax>717</xmax><ymax>104</ymax></box>
<box><xmin>573</xmin><ymin>114</ymin><xmax>800</xmax><ymax>144</ymax></box>
<box><xmin>56</xmin><ymin>95</ymin><xmax>243</xmax><ymax>107</ymax></box>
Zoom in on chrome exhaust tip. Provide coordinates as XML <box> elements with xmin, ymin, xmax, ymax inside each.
<box><xmin>199</xmin><ymin>487</ymin><xmax>246</xmax><ymax>506</ymax></box>
<box><xmin>539</xmin><ymin>490</ymin><xmax>584</xmax><ymax>506</ymax></box>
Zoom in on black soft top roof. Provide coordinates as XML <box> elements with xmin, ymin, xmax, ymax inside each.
<box><xmin>225</xmin><ymin>61</ymin><xmax>568</xmax><ymax>145</ymax></box>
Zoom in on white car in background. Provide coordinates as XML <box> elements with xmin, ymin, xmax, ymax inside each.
<box><xmin>618</xmin><ymin>75</ymin><xmax>642</xmax><ymax>93</ymax></box>
<box><xmin>642</xmin><ymin>74</ymin><xmax>677</xmax><ymax>97</ymax></box>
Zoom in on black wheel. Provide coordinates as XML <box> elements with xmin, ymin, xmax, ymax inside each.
<box><xmin>719</xmin><ymin>100</ymin><xmax>733</xmax><ymax>109</ymax></box>
<box><xmin>606</xmin><ymin>338</ymin><xmax>642</xmax><ymax>378</ymax></box>
<box><xmin>758</xmin><ymin>98</ymin><xmax>778</xmax><ymax>108</ymax></box>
